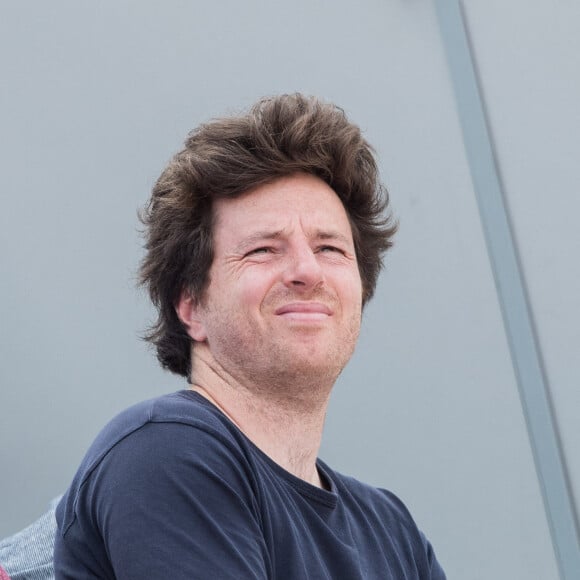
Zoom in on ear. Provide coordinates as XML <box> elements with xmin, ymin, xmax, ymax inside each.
<box><xmin>175</xmin><ymin>290</ymin><xmax>208</xmax><ymax>342</ymax></box>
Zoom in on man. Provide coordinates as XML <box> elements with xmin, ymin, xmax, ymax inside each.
<box><xmin>54</xmin><ymin>94</ymin><xmax>446</xmax><ymax>578</ymax></box>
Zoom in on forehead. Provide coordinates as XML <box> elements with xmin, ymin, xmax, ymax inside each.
<box><xmin>212</xmin><ymin>173</ymin><xmax>353</xmax><ymax>244</ymax></box>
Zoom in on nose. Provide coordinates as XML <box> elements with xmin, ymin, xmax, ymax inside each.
<box><xmin>282</xmin><ymin>240</ymin><xmax>324</xmax><ymax>290</ymax></box>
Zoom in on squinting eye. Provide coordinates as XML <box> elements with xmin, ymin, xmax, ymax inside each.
<box><xmin>247</xmin><ymin>247</ymin><xmax>271</xmax><ymax>255</ymax></box>
<box><xmin>320</xmin><ymin>246</ymin><xmax>342</xmax><ymax>253</ymax></box>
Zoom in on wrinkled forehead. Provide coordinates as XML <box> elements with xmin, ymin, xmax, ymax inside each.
<box><xmin>211</xmin><ymin>174</ymin><xmax>354</xmax><ymax>250</ymax></box>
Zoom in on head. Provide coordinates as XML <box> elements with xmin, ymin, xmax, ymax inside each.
<box><xmin>139</xmin><ymin>93</ymin><xmax>397</xmax><ymax>378</ymax></box>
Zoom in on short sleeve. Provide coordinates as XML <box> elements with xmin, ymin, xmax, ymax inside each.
<box><xmin>60</xmin><ymin>421</ymin><xmax>269</xmax><ymax>579</ymax></box>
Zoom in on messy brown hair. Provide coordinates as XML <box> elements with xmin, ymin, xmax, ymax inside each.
<box><xmin>139</xmin><ymin>93</ymin><xmax>397</xmax><ymax>378</ymax></box>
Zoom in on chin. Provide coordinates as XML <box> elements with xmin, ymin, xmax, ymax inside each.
<box><xmin>282</xmin><ymin>352</ymin><xmax>350</xmax><ymax>381</ymax></box>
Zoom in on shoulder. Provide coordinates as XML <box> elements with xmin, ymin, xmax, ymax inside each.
<box><xmin>79</xmin><ymin>390</ymin><xmax>242</xmax><ymax>473</ymax></box>
<box><xmin>57</xmin><ymin>390</ymin><xmax>258</xmax><ymax>535</ymax></box>
<box><xmin>55</xmin><ymin>392</ymin><xmax>269</xmax><ymax>578</ymax></box>
<box><xmin>92</xmin><ymin>389</ymin><xmax>234</xmax><ymax>445</ymax></box>
<box><xmin>322</xmin><ymin>463</ymin><xmax>446</xmax><ymax>579</ymax></box>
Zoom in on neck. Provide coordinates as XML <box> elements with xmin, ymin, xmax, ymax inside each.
<box><xmin>189</xmin><ymin>345</ymin><xmax>334</xmax><ymax>488</ymax></box>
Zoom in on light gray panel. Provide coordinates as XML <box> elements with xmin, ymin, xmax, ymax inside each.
<box><xmin>433</xmin><ymin>1</ymin><xmax>579</xmax><ymax>577</ymax></box>
<box><xmin>460</xmin><ymin>0</ymin><xmax>580</xmax><ymax>565</ymax></box>
<box><xmin>0</xmin><ymin>1</ymin><xmax>558</xmax><ymax>577</ymax></box>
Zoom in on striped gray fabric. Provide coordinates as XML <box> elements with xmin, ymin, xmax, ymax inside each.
<box><xmin>0</xmin><ymin>496</ymin><xmax>61</xmax><ymax>580</ymax></box>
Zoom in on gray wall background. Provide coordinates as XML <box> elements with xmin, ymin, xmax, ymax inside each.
<box><xmin>1</xmin><ymin>1</ymin><xmax>578</xmax><ymax>578</ymax></box>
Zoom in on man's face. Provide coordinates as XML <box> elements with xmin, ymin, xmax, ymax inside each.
<box><xmin>186</xmin><ymin>173</ymin><xmax>363</xmax><ymax>389</ymax></box>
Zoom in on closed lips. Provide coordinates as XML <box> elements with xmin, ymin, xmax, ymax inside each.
<box><xmin>275</xmin><ymin>302</ymin><xmax>333</xmax><ymax>318</ymax></box>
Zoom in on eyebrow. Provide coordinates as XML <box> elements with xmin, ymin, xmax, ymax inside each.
<box><xmin>315</xmin><ymin>230</ymin><xmax>352</xmax><ymax>245</ymax></box>
<box><xmin>234</xmin><ymin>230</ymin><xmax>284</xmax><ymax>253</ymax></box>
<box><xmin>235</xmin><ymin>229</ymin><xmax>352</xmax><ymax>253</ymax></box>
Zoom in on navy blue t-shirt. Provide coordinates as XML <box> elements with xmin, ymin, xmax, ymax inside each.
<box><xmin>55</xmin><ymin>390</ymin><xmax>445</xmax><ymax>579</ymax></box>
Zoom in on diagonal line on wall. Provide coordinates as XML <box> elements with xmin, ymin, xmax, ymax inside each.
<box><xmin>433</xmin><ymin>1</ymin><xmax>580</xmax><ymax>578</ymax></box>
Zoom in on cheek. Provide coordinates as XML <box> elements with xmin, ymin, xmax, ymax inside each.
<box><xmin>342</xmin><ymin>271</ymin><xmax>364</xmax><ymax>304</ymax></box>
<box><xmin>238</xmin><ymin>270</ymin><xmax>278</xmax><ymax>308</ymax></box>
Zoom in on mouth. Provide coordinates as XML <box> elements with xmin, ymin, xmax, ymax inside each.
<box><xmin>275</xmin><ymin>302</ymin><xmax>333</xmax><ymax>321</ymax></box>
